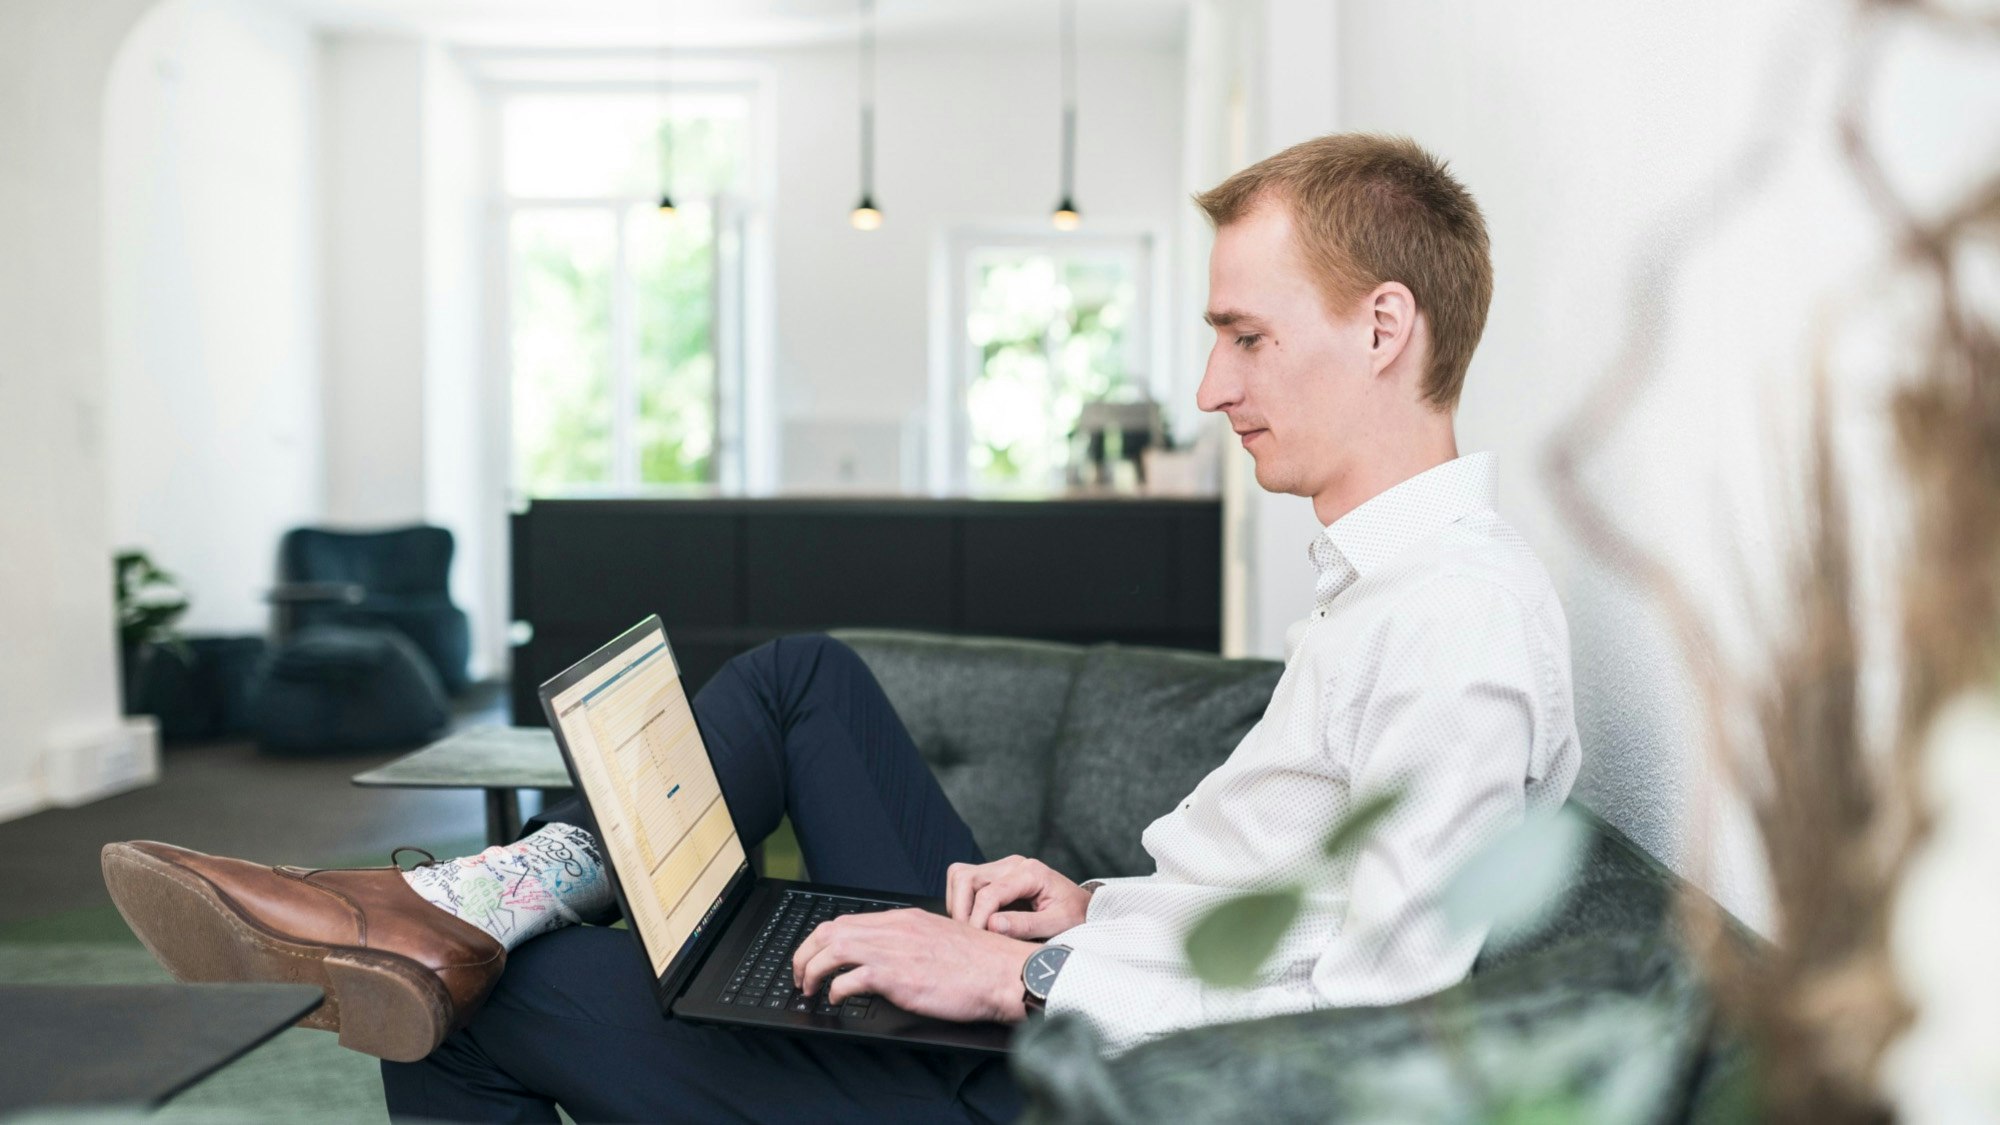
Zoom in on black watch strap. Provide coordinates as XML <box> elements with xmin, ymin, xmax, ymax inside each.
<box><xmin>1021</xmin><ymin>944</ymin><xmax>1072</xmax><ymax>1011</ymax></box>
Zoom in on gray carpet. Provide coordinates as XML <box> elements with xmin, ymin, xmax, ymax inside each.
<box><xmin>0</xmin><ymin>696</ymin><xmax>803</xmax><ymax>1123</ymax></box>
<box><xmin>0</xmin><ymin>714</ymin><xmax>497</xmax><ymax>1123</ymax></box>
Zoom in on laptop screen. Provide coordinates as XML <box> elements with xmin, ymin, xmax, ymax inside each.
<box><xmin>545</xmin><ymin>628</ymin><xmax>748</xmax><ymax>978</ymax></box>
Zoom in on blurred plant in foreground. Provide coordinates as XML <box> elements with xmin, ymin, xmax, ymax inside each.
<box><xmin>1182</xmin><ymin>794</ymin><xmax>1617</xmax><ymax>1120</ymax></box>
<box><xmin>1539</xmin><ymin>0</ymin><xmax>2000</xmax><ymax>1119</ymax></box>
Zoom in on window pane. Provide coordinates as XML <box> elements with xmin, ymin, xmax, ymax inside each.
<box><xmin>512</xmin><ymin>208</ymin><xmax>615</xmax><ymax>494</ymax></box>
<box><xmin>503</xmin><ymin>91</ymin><xmax>750</xmax><ymax>492</ymax></box>
<box><xmin>630</xmin><ymin>202</ymin><xmax>716</xmax><ymax>484</ymax></box>
<box><xmin>965</xmin><ymin>252</ymin><xmax>1141</xmax><ymax>490</ymax></box>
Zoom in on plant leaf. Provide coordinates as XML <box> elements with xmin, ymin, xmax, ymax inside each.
<box><xmin>1443</xmin><ymin>805</ymin><xmax>1591</xmax><ymax>947</ymax></box>
<box><xmin>1323</xmin><ymin>788</ymin><xmax>1403</xmax><ymax>859</ymax></box>
<box><xmin>1183</xmin><ymin>887</ymin><xmax>1302</xmax><ymax>988</ymax></box>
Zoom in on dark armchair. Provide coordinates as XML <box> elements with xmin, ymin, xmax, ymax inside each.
<box><xmin>274</xmin><ymin>526</ymin><xmax>473</xmax><ymax>695</ymax></box>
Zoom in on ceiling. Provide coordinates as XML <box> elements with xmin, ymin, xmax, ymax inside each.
<box><xmin>268</xmin><ymin>0</ymin><xmax>1188</xmax><ymax>50</ymax></box>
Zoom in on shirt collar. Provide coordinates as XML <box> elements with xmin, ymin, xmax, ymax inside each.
<box><xmin>1308</xmin><ymin>452</ymin><xmax>1499</xmax><ymax>604</ymax></box>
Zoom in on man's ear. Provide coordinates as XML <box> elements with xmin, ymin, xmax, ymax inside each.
<box><xmin>1366</xmin><ymin>281</ymin><xmax>1417</xmax><ymax>377</ymax></box>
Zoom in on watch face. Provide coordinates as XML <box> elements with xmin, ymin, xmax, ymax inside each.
<box><xmin>1025</xmin><ymin>945</ymin><xmax>1071</xmax><ymax>999</ymax></box>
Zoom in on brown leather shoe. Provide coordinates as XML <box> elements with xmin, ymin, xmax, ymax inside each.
<box><xmin>101</xmin><ymin>841</ymin><xmax>506</xmax><ymax>1062</ymax></box>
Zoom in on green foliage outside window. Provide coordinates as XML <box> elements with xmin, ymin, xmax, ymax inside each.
<box><xmin>513</xmin><ymin>211</ymin><xmax>615</xmax><ymax>492</ymax></box>
<box><xmin>632</xmin><ymin>198</ymin><xmax>716</xmax><ymax>486</ymax></box>
<box><xmin>965</xmin><ymin>256</ymin><xmax>1139</xmax><ymax>490</ymax></box>
<box><xmin>509</xmin><ymin>102</ymin><xmax>746</xmax><ymax>496</ymax></box>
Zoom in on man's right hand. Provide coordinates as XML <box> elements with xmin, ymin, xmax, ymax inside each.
<box><xmin>945</xmin><ymin>855</ymin><xmax>1092</xmax><ymax>939</ymax></box>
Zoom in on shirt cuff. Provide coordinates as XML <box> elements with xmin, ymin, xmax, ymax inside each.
<box><xmin>1043</xmin><ymin>947</ymin><xmax>1195</xmax><ymax>1055</ymax></box>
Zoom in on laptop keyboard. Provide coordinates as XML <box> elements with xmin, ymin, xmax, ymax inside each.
<box><xmin>719</xmin><ymin>890</ymin><xmax>896</xmax><ymax>1018</ymax></box>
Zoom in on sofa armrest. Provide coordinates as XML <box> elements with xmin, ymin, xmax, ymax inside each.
<box><xmin>1010</xmin><ymin>933</ymin><xmax>1738</xmax><ymax>1125</ymax></box>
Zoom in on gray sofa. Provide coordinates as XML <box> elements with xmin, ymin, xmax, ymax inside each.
<box><xmin>834</xmin><ymin>629</ymin><xmax>1749</xmax><ymax>1125</ymax></box>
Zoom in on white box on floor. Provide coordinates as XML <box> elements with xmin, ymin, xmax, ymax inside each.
<box><xmin>45</xmin><ymin>716</ymin><xmax>159</xmax><ymax>808</ymax></box>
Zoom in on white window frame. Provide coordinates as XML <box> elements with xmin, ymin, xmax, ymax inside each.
<box><xmin>477</xmin><ymin>71</ymin><xmax>774</xmax><ymax>500</ymax></box>
<box><xmin>929</xmin><ymin>225</ymin><xmax>1170</xmax><ymax>495</ymax></box>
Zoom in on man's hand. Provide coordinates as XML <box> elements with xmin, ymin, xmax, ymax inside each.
<box><xmin>946</xmin><ymin>855</ymin><xmax>1092</xmax><ymax>938</ymax></box>
<box><xmin>792</xmin><ymin>909</ymin><xmax>1038</xmax><ymax>1023</ymax></box>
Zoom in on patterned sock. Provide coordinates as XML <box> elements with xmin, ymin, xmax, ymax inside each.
<box><xmin>400</xmin><ymin>822</ymin><xmax>614</xmax><ymax>951</ymax></box>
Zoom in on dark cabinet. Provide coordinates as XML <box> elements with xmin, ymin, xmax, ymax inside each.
<box><xmin>510</xmin><ymin>497</ymin><xmax>1222</xmax><ymax>724</ymax></box>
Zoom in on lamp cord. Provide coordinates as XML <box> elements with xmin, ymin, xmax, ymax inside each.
<box><xmin>1060</xmin><ymin>0</ymin><xmax>1076</xmax><ymax>199</ymax></box>
<box><xmin>659</xmin><ymin>0</ymin><xmax>673</xmax><ymax>199</ymax></box>
<box><xmin>860</xmin><ymin>0</ymin><xmax>876</xmax><ymax>199</ymax></box>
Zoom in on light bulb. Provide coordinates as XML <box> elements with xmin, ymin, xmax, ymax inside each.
<box><xmin>850</xmin><ymin>196</ymin><xmax>882</xmax><ymax>230</ymax></box>
<box><xmin>1051</xmin><ymin>197</ymin><xmax>1080</xmax><ymax>230</ymax></box>
<box><xmin>658</xmin><ymin>192</ymin><xmax>677</xmax><ymax>215</ymax></box>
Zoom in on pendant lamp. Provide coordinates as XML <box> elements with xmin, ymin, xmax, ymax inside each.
<box><xmin>1051</xmin><ymin>0</ymin><xmax>1079</xmax><ymax>230</ymax></box>
<box><xmin>850</xmin><ymin>0</ymin><xmax>882</xmax><ymax>230</ymax></box>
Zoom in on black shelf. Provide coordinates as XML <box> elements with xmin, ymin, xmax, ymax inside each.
<box><xmin>510</xmin><ymin>496</ymin><xmax>1223</xmax><ymax>724</ymax></box>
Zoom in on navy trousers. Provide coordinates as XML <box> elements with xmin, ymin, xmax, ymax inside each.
<box><xmin>380</xmin><ymin>635</ymin><xmax>1026</xmax><ymax>1124</ymax></box>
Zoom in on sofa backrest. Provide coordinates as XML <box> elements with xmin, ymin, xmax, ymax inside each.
<box><xmin>836</xmin><ymin>631</ymin><xmax>1083</xmax><ymax>864</ymax></box>
<box><xmin>836</xmin><ymin>629</ymin><xmax>1695</xmax><ymax>965</ymax></box>
<box><xmin>1033</xmin><ymin>645</ymin><xmax>1283</xmax><ymax>878</ymax></box>
<box><xmin>280</xmin><ymin>525</ymin><xmax>456</xmax><ymax>596</ymax></box>
<box><xmin>839</xmin><ymin>630</ymin><xmax>1281</xmax><ymax>878</ymax></box>
<box><xmin>840</xmin><ymin>624</ymin><xmax>1280</xmax><ymax>872</ymax></box>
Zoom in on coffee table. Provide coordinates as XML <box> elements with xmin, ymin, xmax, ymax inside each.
<box><xmin>351</xmin><ymin>725</ymin><xmax>569</xmax><ymax>846</ymax></box>
<box><xmin>0</xmin><ymin>983</ymin><xmax>323</xmax><ymax>1113</ymax></box>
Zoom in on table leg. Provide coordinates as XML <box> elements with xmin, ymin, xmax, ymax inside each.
<box><xmin>485</xmin><ymin>789</ymin><xmax>521</xmax><ymax>847</ymax></box>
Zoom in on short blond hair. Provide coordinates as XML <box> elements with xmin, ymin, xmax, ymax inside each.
<box><xmin>1194</xmin><ymin>133</ymin><xmax>1492</xmax><ymax>409</ymax></box>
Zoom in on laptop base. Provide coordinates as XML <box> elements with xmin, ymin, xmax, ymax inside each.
<box><xmin>671</xmin><ymin>878</ymin><xmax>1014</xmax><ymax>1056</ymax></box>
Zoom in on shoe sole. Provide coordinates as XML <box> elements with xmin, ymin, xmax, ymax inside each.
<box><xmin>101</xmin><ymin>842</ymin><xmax>453</xmax><ymax>1062</ymax></box>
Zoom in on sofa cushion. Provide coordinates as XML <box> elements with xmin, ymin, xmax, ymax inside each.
<box><xmin>1037</xmin><ymin>645</ymin><xmax>1283</xmax><ymax>880</ymax></box>
<box><xmin>836</xmin><ymin>630</ymin><xmax>1083</xmax><ymax>864</ymax></box>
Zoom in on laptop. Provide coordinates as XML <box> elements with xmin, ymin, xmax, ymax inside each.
<box><xmin>537</xmin><ymin>616</ymin><xmax>1013</xmax><ymax>1055</ymax></box>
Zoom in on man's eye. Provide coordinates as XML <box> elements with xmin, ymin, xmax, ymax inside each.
<box><xmin>1235</xmin><ymin>334</ymin><xmax>1262</xmax><ymax>350</ymax></box>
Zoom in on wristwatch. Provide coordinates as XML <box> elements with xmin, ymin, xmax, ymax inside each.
<box><xmin>1021</xmin><ymin>944</ymin><xmax>1071</xmax><ymax>1012</ymax></box>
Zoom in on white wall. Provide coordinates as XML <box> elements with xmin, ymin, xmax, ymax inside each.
<box><xmin>304</xmin><ymin>35</ymin><xmax>1189</xmax><ymax>673</ymax></box>
<box><xmin>103</xmin><ymin>10</ymin><xmax>495</xmax><ymax>677</ymax></box>
<box><xmin>105</xmin><ymin>0</ymin><xmax>324</xmax><ymax>636</ymax></box>
<box><xmin>370</xmin><ymin>37</ymin><xmax>1189</xmax><ymax>666</ymax></box>
<box><xmin>421</xmin><ymin>43</ymin><xmax>500</xmax><ymax>677</ymax></box>
<box><xmin>318</xmin><ymin>35</ymin><xmax>497</xmax><ymax>674</ymax></box>
<box><xmin>0</xmin><ymin>0</ymin><xmax>162</xmax><ymax>820</ymax></box>
<box><xmin>1213</xmin><ymin>0</ymin><xmax>1992</xmax><ymax>932</ymax></box>
<box><xmin>322</xmin><ymin>35</ymin><xmax>429</xmax><ymax>525</ymax></box>
<box><xmin>763</xmin><ymin>40</ymin><xmax>1188</xmax><ymax>488</ymax></box>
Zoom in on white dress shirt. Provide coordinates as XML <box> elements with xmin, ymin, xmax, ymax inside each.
<box><xmin>1045</xmin><ymin>451</ymin><xmax>1581</xmax><ymax>1053</ymax></box>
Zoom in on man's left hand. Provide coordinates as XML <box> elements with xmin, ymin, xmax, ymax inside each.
<box><xmin>792</xmin><ymin>908</ymin><xmax>1038</xmax><ymax>1023</ymax></box>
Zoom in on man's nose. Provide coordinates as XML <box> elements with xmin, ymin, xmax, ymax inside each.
<box><xmin>1195</xmin><ymin>344</ymin><xmax>1239</xmax><ymax>414</ymax></box>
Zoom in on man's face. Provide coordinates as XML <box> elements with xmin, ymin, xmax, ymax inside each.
<box><xmin>1196</xmin><ymin>200</ymin><xmax>1373</xmax><ymax>502</ymax></box>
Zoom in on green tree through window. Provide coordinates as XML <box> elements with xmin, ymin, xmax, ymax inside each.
<box><xmin>964</xmin><ymin>252</ymin><xmax>1142</xmax><ymax>490</ymax></box>
<box><xmin>506</xmin><ymin>94</ymin><xmax>749</xmax><ymax>496</ymax></box>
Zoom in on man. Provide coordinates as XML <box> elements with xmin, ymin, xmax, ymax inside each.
<box><xmin>103</xmin><ymin>133</ymin><xmax>1578</xmax><ymax>1122</ymax></box>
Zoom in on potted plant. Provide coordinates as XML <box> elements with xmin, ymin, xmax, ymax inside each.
<box><xmin>115</xmin><ymin>549</ymin><xmax>191</xmax><ymax>718</ymax></box>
